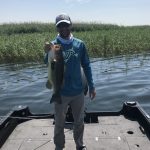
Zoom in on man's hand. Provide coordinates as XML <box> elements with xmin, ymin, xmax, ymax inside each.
<box><xmin>89</xmin><ymin>88</ymin><xmax>96</xmax><ymax>100</ymax></box>
<box><xmin>44</xmin><ymin>42</ymin><xmax>51</xmax><ymax>53</ymax></box>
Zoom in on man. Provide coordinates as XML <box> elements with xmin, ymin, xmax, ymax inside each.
<box><xmin>44</xmin><ymin>14</ymin><xmax>96</xmax><ymax>150</ymax></box>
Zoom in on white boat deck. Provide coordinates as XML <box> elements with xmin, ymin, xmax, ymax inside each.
<box><xmin>1</xmin><ymin>115</ymin><xmax>150</xmax><ymax>150</ymax></box>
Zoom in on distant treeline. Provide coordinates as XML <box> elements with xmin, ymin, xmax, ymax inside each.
<box><xmin>0</xmin><ymin>22</ymin><xmax>150</xmax><ymax>63</ymax></box>
<box><xmin>0</xmin><ymin>22</ymin><xmax>127</xmax><ymax>35</ymax></box>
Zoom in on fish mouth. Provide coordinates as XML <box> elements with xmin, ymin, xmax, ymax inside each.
<box><xmin>51</xmin><ymin>44</ymin><xmax>61</xmax><ymax>51</ymax></box>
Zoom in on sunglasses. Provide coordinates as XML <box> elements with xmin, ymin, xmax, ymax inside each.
<box><xmin>57</xmin><ymin>23</ymin><xmax>70</xmax><ymax>28</ymax></box>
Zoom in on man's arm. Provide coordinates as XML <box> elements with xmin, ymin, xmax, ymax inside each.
<box><xmin>81</xmin><ymin>42</ymin><xmax>96</xmax><ymax>99</ymax></box>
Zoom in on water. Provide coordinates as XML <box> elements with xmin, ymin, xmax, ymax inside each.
<box><xmin>0</xmin><ymin>54</ymin><xmax>150</xmax><ymax>116</ymax></box>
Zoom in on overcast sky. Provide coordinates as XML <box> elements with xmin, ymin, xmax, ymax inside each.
<box><xmin>0</xmin><ymin>0</ymin><xmax>150</xmax><ymax>26</ymax></box>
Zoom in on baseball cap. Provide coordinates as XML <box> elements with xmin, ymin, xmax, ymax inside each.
<box><xmin>55</xmin><ymin>14</ymin><xmax>72</xmax><ymax>27</ymax></box>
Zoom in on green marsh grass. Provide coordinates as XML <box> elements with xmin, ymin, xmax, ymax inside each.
<box><xmin>0</xmin><ymin>23</ymin><xmax>150</xmax><ymax>63</ymax></box>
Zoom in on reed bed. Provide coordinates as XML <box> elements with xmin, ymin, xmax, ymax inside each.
<box><xmin>0</xmin><ymin>23</ymin><xmax>150</xmax><ymax>63</ymax></box>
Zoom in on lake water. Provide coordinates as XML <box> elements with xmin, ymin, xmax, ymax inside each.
<box><xmin>0</xmin><ymin>54</ymin><xmax>150</xmax><ymax>116</ymax></box>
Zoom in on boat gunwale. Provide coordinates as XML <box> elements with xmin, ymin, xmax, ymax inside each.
<box><xmin>0</xmin><ymin>101</ymin><xmax>150</xmax><ymax>148</ymax></box>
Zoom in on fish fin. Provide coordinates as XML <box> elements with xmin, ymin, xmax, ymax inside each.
<box><xmin>46</xmin><ymin>80</ymin><xmax>52</xmax><ymax>89</ymax></box>
<box><xmin>84</xmin><ymin>84</ymin><xmax>88</xmax><ymax>96</ymax></box>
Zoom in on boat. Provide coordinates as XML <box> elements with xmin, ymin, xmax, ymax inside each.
<box><xmin>0</xmin><ymin>101</ymin><xmax>150</xmax><ymax>150</ymax></box>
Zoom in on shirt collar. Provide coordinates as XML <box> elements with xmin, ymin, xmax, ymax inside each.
<box><xmin>56</xmin><ymin>34</ymin><xmax>73</xmax><ymax>44</ymax></box>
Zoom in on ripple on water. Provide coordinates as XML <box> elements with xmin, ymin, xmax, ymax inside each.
<box><xmin>0</xmin><ymin>54</ymin><xmax>150</xmax><ymax>115</ymax></box>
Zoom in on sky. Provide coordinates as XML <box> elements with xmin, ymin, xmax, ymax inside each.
<box><xmin>0</xmin><ymin>0</ymin><xmax>150</xmax><ymax>26</ymax></box>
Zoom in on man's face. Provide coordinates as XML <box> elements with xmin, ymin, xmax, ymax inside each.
<box><xmin>57</xmin><ymin>22</ymin><xmax>71</xmax><ymax>39</ymax></box>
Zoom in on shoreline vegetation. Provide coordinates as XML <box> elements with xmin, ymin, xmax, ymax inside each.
<box><xmin>0</xmin><ymin>22</ymin><xmax>150</xmax><ymax>64</ymax></box>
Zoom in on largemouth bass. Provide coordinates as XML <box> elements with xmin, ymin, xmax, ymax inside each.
<box><xmin>47</xmin><ymin>43</ymin><xmax>64</xmax><ymax>104</ymax></box>
<box><xmin>46</xmin><ymin>43</ymin><xmax>88</xmax><ymax>104</ymax></box>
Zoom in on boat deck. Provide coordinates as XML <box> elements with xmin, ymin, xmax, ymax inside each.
<box><xmin>1</xmin><ymin>115</ymin><xmax>150</xmax><ymax>150</ymax></box>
